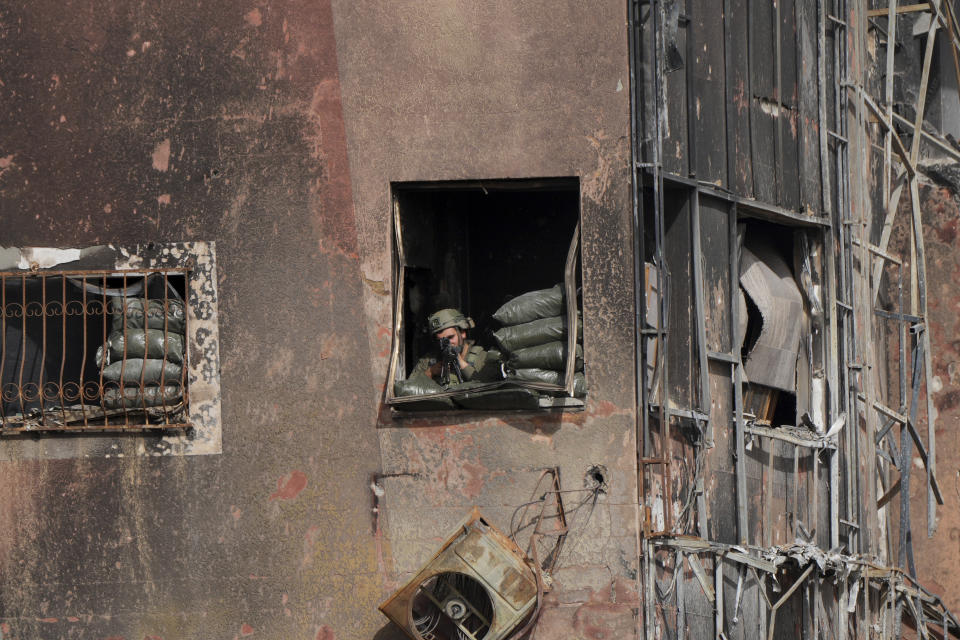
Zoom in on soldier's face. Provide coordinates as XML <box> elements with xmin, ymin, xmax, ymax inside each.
<box><xmin>435</xmin><ymin>327</ymin><xmax>465</xmax><ymax>348</ymax></box>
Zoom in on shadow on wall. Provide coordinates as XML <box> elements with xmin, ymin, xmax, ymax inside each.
<box><xmin>496</xmin><ymin>411</ymin><xmax>565</xmax><ymax>436</ymax></box>
<box><xmin>372</xmin><ymin>623</ymin><xmax>407</xmax><ymax>640</ymax></box>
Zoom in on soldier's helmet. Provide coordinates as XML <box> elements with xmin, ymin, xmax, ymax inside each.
<box><xmin>427</xmin><ymin>308</ymin><xmax>475</xmax><ymax>334</ymax></box>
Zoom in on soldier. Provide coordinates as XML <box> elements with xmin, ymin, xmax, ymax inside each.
<box><xmin>409</xmin><ymin>308</ymin><xmax>499</xmax><ymax>386</ymax></box>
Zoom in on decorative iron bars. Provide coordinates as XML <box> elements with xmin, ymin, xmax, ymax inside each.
<box><xmin>0</xmin><ymin>268</ymin><xmax>190</xmax><ymax>433</ymax></box>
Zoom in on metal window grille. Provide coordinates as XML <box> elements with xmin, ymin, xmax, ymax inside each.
<box><xmin>0</xmin><ymin>268</ymin><xmax>190</xmax><ymax>433</ymax></box>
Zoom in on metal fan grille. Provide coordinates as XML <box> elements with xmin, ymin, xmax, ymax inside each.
<box><xmin>411</xmin><ymin>572</ymin><xmax>494</xmax><ymax>640</ymax></box>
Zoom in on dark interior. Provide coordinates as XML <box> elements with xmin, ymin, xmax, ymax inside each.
<box><xmin>739</xmin><ymin>218</ymin><xmax>800</xmax><ymax>427</ymax></box>
<box><xmin>395</xmin><ymin>180</ymin><xmax>580</xmax><ymax>376</ymax></box>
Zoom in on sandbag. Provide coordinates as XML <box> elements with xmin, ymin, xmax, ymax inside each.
<box><xmin>507</xmin><ymin>341</ymin><xmax>583</xmax><ymax>371</ymax></box>
<box><xmin>393</xmin><ymin>377</ymin><xmax>457</xmax><ymax>410</ymax></box>
<box><xmin>453</xmin><ymin>386</ymin><xmax>542</xmax><ymax>411</ymax></box>
<box><xmin>507</xmin><ymin>368</ymin><xmax>588</xmax><ymax>397</ymax></box>
<box><xmin>101</xmin><ymin>359</ymin><xmax>183</xmax><ymax>385</ymax></box>
<box><xmin>97</xmin><ymin>329</ymin><xmax>184</xmax><ymax>366</ymax></box>
<box><xmin>395</xmin><ymin>376</ymin><xmax>445</xmax><ymax>396</ymax></box>
<box><xmin>102</xmin><ymin>385</ymin><xmax>182</xmax><ymax>409</ymax></box>
<box><xmin>493</xmin><ymin>315</ymin><xmax>582</xmax><ymax>352</ymax></box>
<box><xmin>492</xmin><ymin>285</ymin><xmax>564</xmax><ymax>326</ymax></box>
<box><xmin>112</xmin><ymin>298</ymin><xmax>186</xmax><ymax>334</ymax></box>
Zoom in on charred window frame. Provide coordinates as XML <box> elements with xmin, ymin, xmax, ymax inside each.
<box><xmin>640</xmin><ymin>172</ymin><xmax>829</xmax><ymax>434</ymax></box>
<box><xmin>1</xmin><ymin>268</ymin><xmax>190</xmax><ymax>433</ymax></box>
<box><xmin>0</xmin><ymin>242</ymin><xmax>222</xmax><ymax>454</ymax></box>
<box><xmin>385</xmin><ymin>179</ymin><xmax>585</xmax><ymax>414</ymax></box>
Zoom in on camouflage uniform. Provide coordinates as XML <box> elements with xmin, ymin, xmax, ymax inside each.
<box><xmin>409</xmin><ymin>341</ymin><xmax>491</xmax><ymax>386</ymax></box>
<box><xmin>408</xmin><ymin>308</ymin><xmax>500</xmax><ymax>387</ymax></box>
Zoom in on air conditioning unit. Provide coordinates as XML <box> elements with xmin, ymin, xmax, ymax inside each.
<box><xmin>379</xmin><ymin>508</ymin><xmax>541</xmax><ymax>640</ymax></box>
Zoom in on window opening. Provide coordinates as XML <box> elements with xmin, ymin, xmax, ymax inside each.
<box><xmin>737</xmin><ymin>219</ymin><xmax>807</xmax><ymax>427</ymax></box>
<box><xmin>0</xmin><ymin>268</ymin><xmax>190</xmax><ymax>433</ymax></box>
<box><xmin>387</xmin><ymin>179</ymin><xmax>585</xmax><ymax>412</ymax></box>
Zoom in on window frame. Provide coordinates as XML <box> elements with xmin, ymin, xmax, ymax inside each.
<box><xmin>0</xmin><ymin>267</ymin><xmax>191</xmax><ymax>434</ymax></box>
<box><xmin>384</xmin><ymin>179</ymin><xmax>585</xmax><ymax>413</ymax></box>
<box><xmin>0</xmin><ymin>242</ymin><xmax>222</xmax><ymax>457</ymax></box>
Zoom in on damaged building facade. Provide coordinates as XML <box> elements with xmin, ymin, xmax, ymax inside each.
<box><xmin>2</xmin><ymin>0</ymin><xmax>960</xmax><ymax>639</ymax></box>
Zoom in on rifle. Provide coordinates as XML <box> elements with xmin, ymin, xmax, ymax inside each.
<box><xmin>438</xmin><ymin>337</ymin><xmax>464</xmax><ymax>386</ymax></box>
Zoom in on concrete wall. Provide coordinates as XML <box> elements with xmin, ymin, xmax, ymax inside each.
<box><xmin>906</xmin><ymin>175</ymin><xmax>960</xmax><ymax>615</ymax></box>
<box><xmin>0</xmin><ymin>0</ymin><xmax>384</xmax><ymax>638</ymax></box>
<box><xmin>330</xmin><ymin>2</ymin><xmax>639</xmax><ymax>637</ymax></box>
<box><xmin>0</xmin><ymin>1</ymin><xmax>640</xmax><ymax>638</ymax></box>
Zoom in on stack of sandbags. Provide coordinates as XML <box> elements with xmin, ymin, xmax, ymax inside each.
<box><xmin>491</xmin><ymin>285</ymin><xmax>587</xmax><ymax>397</ymax></box>
<box><xmin>96</xmin><ymin>298</ymin><xmax>186</xmax><ymax>409</ymax></box>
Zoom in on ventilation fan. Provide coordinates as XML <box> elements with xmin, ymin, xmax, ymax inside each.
<box><xmin>379</xmin><ymin>508</ymin><xmax>541</xmax><ymax>640</ymax></box>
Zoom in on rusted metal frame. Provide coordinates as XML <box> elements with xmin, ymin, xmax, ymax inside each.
<box><xmin>0</xmin><ymin>275</ymin><xmax>5</xmax><ymax>430</ymax></box>
<box><xmin>137</xmin><ymin>273</ymin><xmax>150</xmax><ymax>418</ymax></box>
<box><xmin>899</xmin><ymin>336</ymin><xmax>923</xmax><ymax>571</ymax></box>
<box><xmin>890</xmin><ymin>112</ymin><xmax>960</xmax><ymax>162</ymax></box>
<box><xmin>39</xmin><ymin>275</ymin><xmax>48</xmax><ymax>427</ymax></box>
<box><xmin>649</xmin><ymin>0</ymin><xmax>673</xmax><ymax>537</ymax></box>
<box><xmin>76</xmin><ymin>276</ymin><xmax>90</xmax><ymax>427</ymax></box>
<box><xmin>792</xmin><ymin>446</ymin><xmax>800</xmax><ymax>540</ymax></box>
<box><xmin>732</xmin><ymin>564</ymin><xmax>747</xmax><ymax>624</ymax></box>
<box><xmin>812</xmin><ymin>574</ymin><xmax>822</xmax><ymax>640</ymax></box>
<box><xmin>98</xmin><ymin>275</ymin><xmax>109</xmax><ymax>426</ymax></box>
<box><xmin>162</xmin><ymin>273</ymin><xmax>176</xmax><ymax>422</ymax></box>
<box><xmin>645</xmin><ymin>538</ymin><xmax>656</xmax><ymax>640</ymax></box>
<box><xmin>870</xmin><ymin>168</ymin><xmax>908</xmax><ymax>307</ymax></box>
<box><xmin>830</xmin><ymin>0</ymin><xmax>858</xmax><ymax>556</ymax></box>
<box><xmin>684</xmin><ymin>552</ymin><xmax>715</xmax><ymax>604</ymax></box>
<box><xmin>744</xmin><ymin>424</ymin><xmax>837</xmax><ymax>449</ymax></box>
<box><xmin>678</xmin><ymin>549</ymin><xmax>686</xmax><ymax>640</ymax></box>
<box><xmin>0</xmin><ymin>267</ymin><xmax>189</xmax><ymax>278</ymax></box>
<box><xmin>774</xmin><ymin>0</ymin><xmax>784</xmax><ymax>206</ymax></box>
<box><xmin>818</xmin><ymin>0</ymin><xmax>833</xmax><ymax>218</ymax></box>
<box><xmin>822</xmin><ymin>166</ymin><xmax>842</xmax><ymax>551</ymax></box>
<box><xmin>690</xmin><ymin>192</ymin><xmax>712</xmax><ymax>448</ymax></box>
<box><xmin>873</xmin><ymin>308</ymin><xmax>923</xmax><ymax>322</ymax></box>
<box><xmin>861</xmin><ymin>573</ymin><xmax>870</xmax><ymax>640</ymax></box>
<box><xmin>944</xmin><ymin>0</ymin><xmax>960</xmax><ymax>97</ymax></box>
<box><xmin>812</xmin><ymin>443</ymin><xmax>820</xmax><ymax>550</ymax></box>
<box><xmin>767</xmin><ymin>563</ymin><xmax>816</xmax><ymax>640</ymax></box>
<box><xmin>118</xmin><ymin>273</ymin><xmax>131</xmax><ymax>425</ymax></box>
<box><xmin>866</xmin><ymin>3</ymin><xmax>936</xmax><ymax>16</ymax></box>
<box><xmin>628</xmin><ymin>0</ymin><xmax>650</xmax><ymax>581</ymax></box>
<box><xmin>900</xmin><ymin>3</ymin><xmax>942</xmax><ymax>537</ymax></box>
<box><xmin>854</xmin><ymin>0</ymin><xmax>882</xmax><ymax>557</ymax></box>
<box><xmin>852</xmin><ymin>239</ymin><xmax>901</xmax><ymax>265</ymax></box>
<box><xmin>684</xmin><ymin>0</ymin><xmax>696</xmax><ymax>181</ymax></box>
<box><xmin>715</xmin><ymin>554</ymin><xmax>724</xmax><ymax>640</ymax></box>
<box><xmin>385</xmin><ymin>194</ymin><xmax>405</xmax><ymax>402</ymax></box>
<box><xmin>0</xmin><ymin>423</ymin><xmax>187</xmax><ymax>434</ymax></box>
<box><xmin>910</xmin><ymin>3</ymin><xmax>942</xmax><ymax>166</ymax></box>
<box><xmin>881</xmin><ymin>0</ymin><xmax>898</xmax><ymax>224</ymax></box>
<box><xmin>763</xmin><ymin>430</ymin><xmax>774</xmax><ymax>548</ymax></box>
<box><xmin>924</xmin><ymin>0</ymin><xmax>960</xmax><ymax>64</ymax></box>
<box><xmin>54</xmin><ymin>276</ymin><xmax>66</xmax><ymax>424</ymax></box>
<box><xmin>908</xmin><ymin>175</ymin><xmax>942</xmax><ymax>537</ymax></box>
<box><xmin>17</xmin><ymin>275</ymin><xmax>28</xmax><ymax>421</ymax></box>
<box><xmin>855</xmin><ymin>87</ymin><xmax>914</xmax><ymax>175</ymax></box>
<box><xmin>903</xmin><ymin>591</ymin><xmax>932</xmax><ymax>640</ymax></box>
<box><xmin>877</xmin><ymin>475</ymin><xmax>902</xmax><ymax>510</ymax></box>
<box><xmin>663</xmin><ymin>174</ymin><xmax>832</xmax><ymax>226</ymax></box>
<box><xmin>730</xmin><ymin>203</ymin><xmax>748</xmax><ymax>546</ymax></box>
<box><xmin>839</xmin><ymin>570</ymin><xmax>850</xmax><ymax>640</ymax></box>
<box><xmin>562</xmin><ymin>223</ymin><xmax>581</xmax><ymax>398</ymax></box>
<box><xmin>817</xmin><ymin>586</ymin><xmax>838</xmax><ymax>640</ymax></box>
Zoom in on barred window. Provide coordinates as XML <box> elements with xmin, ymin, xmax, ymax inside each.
<box><xmin>1</xmin><ymin>268</ymin><xmax>190</xmax><ymax>433</ymax></box>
